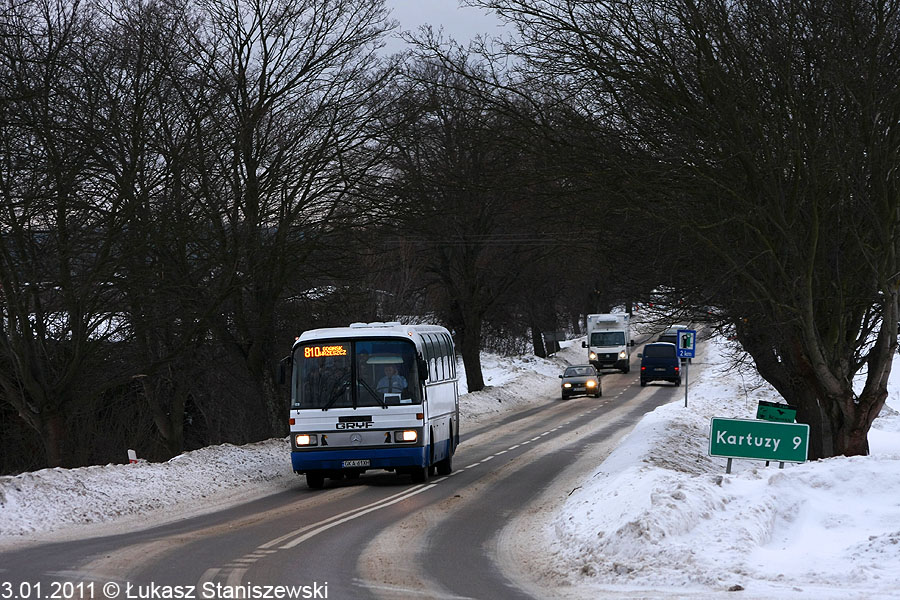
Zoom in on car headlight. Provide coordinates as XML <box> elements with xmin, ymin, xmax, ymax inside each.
<box><xmin>586</xmin><ymin>380</ymin><xmax>596</xmax><ymax>388</ymax></box>
<box><xmin>563</xmin><ymin>382</ymin><xmax>572</xmax><ymax>388</ymax></box>
<box><xmin>294</xmin><ymin>433</ymin><xmax>317</xmax><ymax>446</ymax></box>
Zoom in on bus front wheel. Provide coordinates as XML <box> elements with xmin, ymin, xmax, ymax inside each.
<box><xmin>436</xmin><ymin>453</ymin><xmax>452</xmax><ymax>475</ymax></box>
<box><xmin>306</xmin><ymin>472</ymin><xmax>325</xmax><ymax>489</ymax></box>
<box><xmin>410</xmin><ymin>466</ymin><xmax>428</xmax><ymax>483</ymax></box>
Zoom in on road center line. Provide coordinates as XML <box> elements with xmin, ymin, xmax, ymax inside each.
<box><xmin>279</xmin><ymin>484</ymin><xmax>438</xmax><ymax>549</ymax></box>
<box><xmin>259</xmin><ymin>484</ymin><xmax>431</xmax><ymax>549</ymax></box>
<box><xmin>353</xmin><ymin>579</ymin><xmax>475</xmax><ymax>599</ymax></box>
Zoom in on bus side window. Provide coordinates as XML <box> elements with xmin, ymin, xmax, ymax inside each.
<box><xmin>422</xmin><ymin>334</ymin><xmax>435</xmax><ymax>382</ymax></box>
<box><xmin>437</xmin><ymin>335</ymin><xmax>450</xmax><ymax>380</ymax></box>
<box><xmin>435</xmin><ymin>333</ymin><xmax>446</xmax><ymax>380</ymax></box>
<box><xmin>425</xmin><ymin>334</ymin><xmax>440</xmax><ymax>381</ymax></box>
<box><xmin>431</xmin><ymin>334</ymin><xmax>444</xmax><ymax>380</ymax></box>
<box><xmin>444</xmin><ymin>333</ymin><xmax>456</xmax><ymax>378</ymax></box>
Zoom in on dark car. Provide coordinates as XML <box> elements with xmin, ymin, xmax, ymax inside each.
<box><xmin>657</xmin><ymin>324</ymin><xmax>689</xmax><ymax>345</ymax></box>
<box><xmin>559</xmin><ymin>365</ymin><xmax>602</xmax><ymax>399</ymax></box>
<box><xmin>639</xmin><ymin>343</ymin><xmax>681</xmax><ymax>387</ymax></box>
<box><xmin>657</xmin><ymin>332</ymin><xmax>677</xmax><ymax>345</ymax></box>
<box><xmin>658</xmin><ymin>325</ymin><xmax>692</xmax><ymax>363</ymax></box>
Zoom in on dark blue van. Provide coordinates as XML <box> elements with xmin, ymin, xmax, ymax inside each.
<box><xmin>639</xmin><ymin>343</ymin><xmax>681</xmax><ymax>387</ymax></box>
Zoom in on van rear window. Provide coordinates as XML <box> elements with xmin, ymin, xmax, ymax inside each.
<box><xmin>644</xmin><ymin>344</ymin><xmax>676</xmax><ymax>358</ymax></box>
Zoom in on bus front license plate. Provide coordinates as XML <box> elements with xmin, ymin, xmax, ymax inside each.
<box><xmin>342</xmin><ymin>459</ymin><xmax>370</xmax><ymax>468</ymax></box>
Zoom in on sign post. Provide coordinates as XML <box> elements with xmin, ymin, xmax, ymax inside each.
<box><xmin>709</xmin><ymin>417</ymin><xmax>809</xmax><ymax>473</ymax></box>
<box><xmin>676</xmin><ymin>329</ymin><xmax>696</xmax><ymax>407</ymax></box>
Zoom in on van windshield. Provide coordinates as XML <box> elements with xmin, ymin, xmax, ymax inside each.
<box><xmin>644</xmin><ymin>344</ymin><xmax>676</xmax><ymax>358</ymax></box>
<box><xmin>590</xmin><ymin>331</ymin><xmax>625</xmax><ymax>346</ymax></box>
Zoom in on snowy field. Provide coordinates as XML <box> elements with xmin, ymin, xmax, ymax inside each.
<box><xmin>1</xmin><ymin>335</ymin><xmax>900</xmax><ymax>599</ymax></box>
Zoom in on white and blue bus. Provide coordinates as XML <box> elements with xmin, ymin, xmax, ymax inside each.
<box><xmin>288</xmin><ymin>322</ymin><xmax>460</xmax><ymax>489</ymax></box>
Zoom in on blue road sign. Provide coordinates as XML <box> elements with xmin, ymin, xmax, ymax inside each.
<box><xmin>677</xmin><ymin>329</ymin><xmax>696</xmax><ymax>358</ymax></box>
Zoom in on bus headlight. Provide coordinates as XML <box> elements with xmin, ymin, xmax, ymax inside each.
<box><xmin>394</xmin><ymin>430</ymin><xmax>418</xmax><ymax>443</ymax></box>
<box><xmin>294</xmin><ymin>433</ymin><xmax>317</xmax><ymax>446</ymax></box>
<box><xmin>589</xmin><ymin>352</ymin><xmax>597</xmax><ymax>360</ymax></box>
<box><xmin>619</xmin><ymin>350</ymin><xmax>627</xmax><ymax>359</ymax></box>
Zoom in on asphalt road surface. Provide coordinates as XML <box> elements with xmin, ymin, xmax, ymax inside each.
<box><xmin>0</xmin><ymin>363</ymin><xmax>683</xmax><ymax>600</ymax></box>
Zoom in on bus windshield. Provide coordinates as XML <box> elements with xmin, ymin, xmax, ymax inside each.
<box><xmin>292</xmin><ymin>339</ymin><xmax>421</xmax><ymax>409</ymax></box>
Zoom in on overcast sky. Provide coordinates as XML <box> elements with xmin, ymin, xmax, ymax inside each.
<box><xmin>382</xmin><ymin>0</ymin><xmax>507</xmax><ymax>52</ymax></box>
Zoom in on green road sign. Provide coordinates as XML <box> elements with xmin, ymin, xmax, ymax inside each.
<box><xmin>709</xmin><ymin>417</ymin><xmax>809</xmax><ymax>463</ymax></box>
<box><xmin>756</xmin><ymin>400</ymin><xmax>797</xmax><ymax>423</ymax></box>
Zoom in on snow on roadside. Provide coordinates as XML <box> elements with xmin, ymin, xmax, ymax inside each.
<box><xmin>0</xmin><ymin>439</ymin><xmax>296</xmax><ymax>540</ymax></box>
<box><xmin>546</xmin><ymin>335</ymin><xmax>900</xmax><ymax>599</ymax></box>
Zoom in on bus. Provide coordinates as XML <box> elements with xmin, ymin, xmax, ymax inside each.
<box><xmin>287</xmin><ymin>321</ymin><xmax>460</xmax><ymax>489</ymax></box>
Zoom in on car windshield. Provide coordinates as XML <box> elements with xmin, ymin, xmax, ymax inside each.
<box><xmin>644</xmin><ymin>344</ymin><xmax>676</xmax><ymax>358</ymax></box>
<box><xmin>565</xmin><ymin>366</ymin><xmax>595</xmax><ymax>377</ymax></box>
<box><xmin>590</xmin><ymin>331</ymin><xmax>625</xmax><ymax>346</ymax></box>
<box><xmin>292</xmin><ymin>339</ymin><xmax>420</xmax><ymax>409</ymax></box>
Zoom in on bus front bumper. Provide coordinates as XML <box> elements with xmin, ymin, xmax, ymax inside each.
<box><xmin>291</xmin><ymin>446</ymin><xmax>427</xmax><ymax>473</ymax></box>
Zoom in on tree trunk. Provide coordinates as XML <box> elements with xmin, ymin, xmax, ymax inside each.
<box><xmin>261</xmin><ymin>366</ymin><xmax>287</xmax><ymax>438</ymax></box>
<box><xmin>41</xmin><ymin>412</ymin><xmax>66</xmax><ymax>468</ymax></box>
<box><xmin>532</xmin><ymin>324</ymin><xmax>546</xmax><ymax>358</ymax></box>
<box><xmin>461</xmin><ymin>342</ymin><xmax>485</xmax><ymax>392</ymax></box>
<box><xmin>457</xmin><ymin>309</ymin><xmax>485</xmax><ymax>392</ymax></box>
<box><xmin>144</xmin><ymin>375</ymin><xmax>187</xmax><ymax>459</ymax></box>
<box><xmin>748</xmin><ymin>319</ymin><xmax>894</xmax><ymax>460</ymax></box>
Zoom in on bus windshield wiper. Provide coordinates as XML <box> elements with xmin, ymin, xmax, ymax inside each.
<box><xmin>358</xmin><ymin>379</ymin><xmax>387</xmax><ymax>408</ymax></box>
<box><xmin>321</xmin><ymin>382</ymin><xmax>349</xmax><ymax>411</ymax></box>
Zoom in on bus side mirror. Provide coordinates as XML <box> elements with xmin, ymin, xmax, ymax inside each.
<box><xmin>582</xmin><ymin>341</ymin><xmax>587</xmax><ymax>348</ymax></box>
<box><xmin>418</xmin><ymin>357</ymin><xmax>429</xmax><ymax>381</ymax></box>
<box><xmin>278</xmin><ymin>355</ymin><xmax>292</xmax><ymax>385</ymax></box>
<box><xmin>630</xmin><ymin>340</ymin><xmax>635</xmax><ymax>346</ymax></box>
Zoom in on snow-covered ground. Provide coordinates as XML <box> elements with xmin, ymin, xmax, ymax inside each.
<box><xmin>1</xmin><ymin>335</ymin><xmax>899</xmax><ymax>599</ymax></box>
<box><xmin>541</xmin><ymin>336</ymin><xmax>900</xmax><ymax>600</ymax></box>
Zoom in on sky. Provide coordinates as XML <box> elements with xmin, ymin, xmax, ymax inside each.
<box><xmin>382</xmin><ymin>0</ymin><xmax>508</xmax><ymax>52</ymax></box>
<box><xmin>2</xmin><ymin>326</ymin><xmax>900</xmax><ymax>599</ymax></box>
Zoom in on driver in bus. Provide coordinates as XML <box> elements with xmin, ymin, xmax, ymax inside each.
<box><xmin>376</xmin><ymin>364</ymin><xmax>407</xmax><ymax>394</ymax></box>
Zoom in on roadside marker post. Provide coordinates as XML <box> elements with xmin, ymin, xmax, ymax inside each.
<box><xmin>677</xmin><ymin>330</ymin><xmax>696</xmax><ymax>407</ymax></box>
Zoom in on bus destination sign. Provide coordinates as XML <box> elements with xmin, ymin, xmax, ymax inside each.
<box><xmin>304</xmin><ymin>344</ymin><xmax>349</xmax><ymax>359</ymax></box>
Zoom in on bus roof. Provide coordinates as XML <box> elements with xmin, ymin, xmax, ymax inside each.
<box><xmin>293</xmin><ymin>322</ymin><xmax>452</xmax><ymax>350</ymax></box>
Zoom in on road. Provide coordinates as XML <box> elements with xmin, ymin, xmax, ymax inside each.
<box><xmin>0</xmin><ymin>365</ymin><xmax>684</xmax><ymax>600</ymax></box>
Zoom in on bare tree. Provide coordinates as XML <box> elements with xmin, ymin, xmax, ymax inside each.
<box><xmin>178</xmin><ymin>0</ymin><xmax>396</xmax><ymax>435</ymax></box>
<box><xmin>0</xmin><ymin>0</ymin><xmax>128</xmax><ymax>467</ymax></box>
<box><xmin>473</xmin><ymin>0</ymin><xmax>900</xmax><ymax>458</ymax></box>
<box><xmin>81</xmin><ymin>0</ymin><xmax>232</xmax><ymax>458</ymax></box>
<box><xmin>383</xmin><ymin>53</ymin><xmax>562</xmax><ymax>390</ymax></box>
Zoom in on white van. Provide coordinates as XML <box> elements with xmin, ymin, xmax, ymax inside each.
<box><xmin>583</xmin><ymin>313</ymin><xmax>633</xmax><ymax>373</ymax></box>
